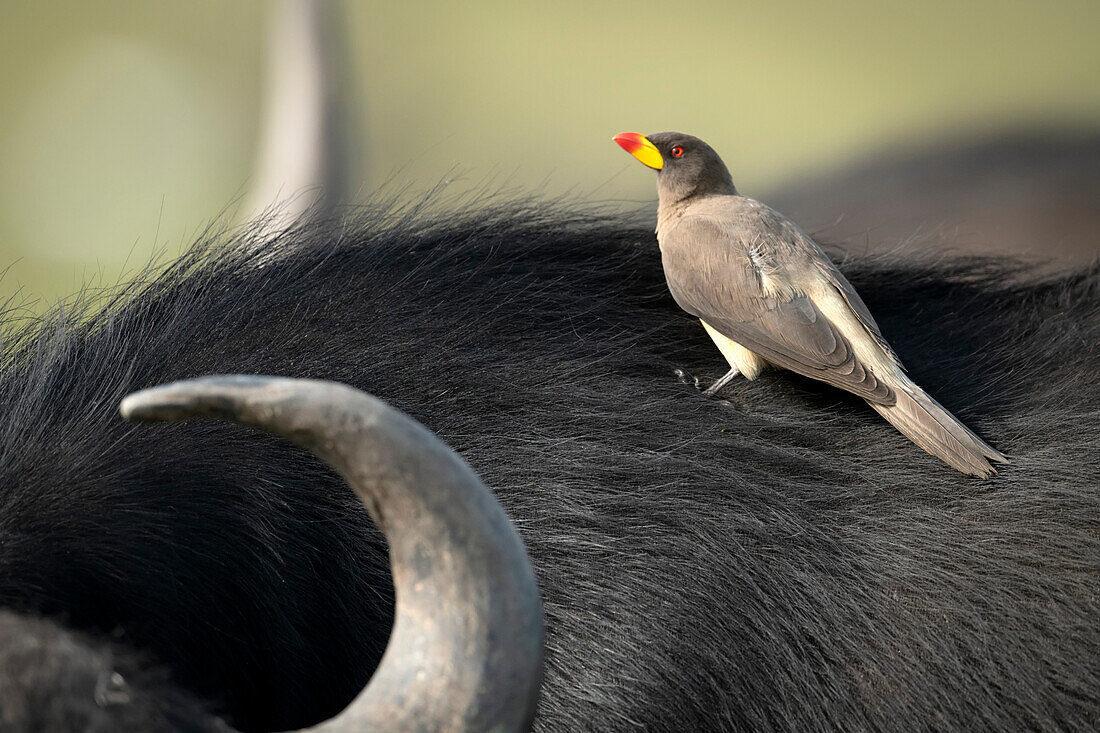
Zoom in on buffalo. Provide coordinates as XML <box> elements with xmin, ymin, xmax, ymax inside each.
<box><xmin>0</xmin><ymin>189</ymin><xmax>1096</xmax><ymax>731</ymax></box>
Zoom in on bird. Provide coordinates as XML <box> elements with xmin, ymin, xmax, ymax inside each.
<box><xmin>613</xmin><ymin>131</ymin><xmax>1007</xmax><ymax>477</ymax></box>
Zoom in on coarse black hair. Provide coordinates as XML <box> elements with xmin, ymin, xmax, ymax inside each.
<box><xmin>0</xmin><ymin>195</ymin><xmax>1096</xmax><ymax>731</ymax></box>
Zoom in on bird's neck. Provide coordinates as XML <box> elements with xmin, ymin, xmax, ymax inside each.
<box><xmin>656</xmin><ymin>197</ymin><xmax>693</xmax><ymax>239</ymax></box>
<box><xmin>656</xmin><ymin>179</ymin><xmax>738</xmax><ymax>224</ymax></box>
<box><xmin>655</xmin><ymin>187</ymin><xmax>741</xmax><ymax>240</ymax></box>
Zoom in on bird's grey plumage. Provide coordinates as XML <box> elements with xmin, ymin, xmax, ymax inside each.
<box><xmin>637</xmin><ymin>132</ymin><xmax>1007</xmax><ymax>477</ymax></box>
<box><xmin>661</xmin><ymin>212</ymin><xmax>896</xmax><ymax>403</ymax></box>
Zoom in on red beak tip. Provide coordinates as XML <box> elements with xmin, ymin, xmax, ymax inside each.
<box><xmin>613</xmin><ymin>132</ymin><xmax>642</xmax><ymax>152</ymax></box>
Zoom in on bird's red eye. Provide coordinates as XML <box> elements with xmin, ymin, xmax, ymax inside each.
<box><xmin>670</xmin><ymin>146</ymin><xmax>684</xmax><ymax>158</ymax></box>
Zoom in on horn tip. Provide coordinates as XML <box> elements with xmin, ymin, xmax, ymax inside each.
<box><xmin>120</xmin><ymin>375</ymin><xmax>282</xmax><ymax>422</ymax></box>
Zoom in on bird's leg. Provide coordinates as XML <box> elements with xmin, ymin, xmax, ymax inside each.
<box><xmin>703</xmin><ymin>366</ymin><xmax>741</xmax><ymax>396</ymax></box>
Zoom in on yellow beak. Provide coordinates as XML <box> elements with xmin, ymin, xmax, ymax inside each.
<box><xmin>613</xmin><ymin>132</ymin><xmax>663</xmax><ymax>170</ymax></box>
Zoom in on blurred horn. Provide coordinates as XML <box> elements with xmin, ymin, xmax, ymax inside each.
<box><xmin>120</xmin><ymin>375</ymin><xmax>543</xmax><ymax>732</ymax></box>
<box><xmin>245</xmin><ymin>0</ymin><xmax>360</xmax><ymax>234</ymax></box>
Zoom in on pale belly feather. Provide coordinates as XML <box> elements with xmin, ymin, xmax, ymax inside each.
<box><xmin>699</xmin><ymin>320</ymin><xmax>769</xmax><ymax>379</ymax></box>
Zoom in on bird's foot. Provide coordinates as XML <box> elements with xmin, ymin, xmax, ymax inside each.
<box><xmin>703</xmin><ymin>367</ymin><xmax>741</xmax><ymax>397</ymax></box>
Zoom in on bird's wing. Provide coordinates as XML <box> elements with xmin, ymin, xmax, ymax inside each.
<box><xmin>661</xmin><ymin>216</ymin><xmax>896</xmax><ymax>404</ymax></box>
<box><xmin>809</xmin><ymin>245</ymin><xmax>903</xmax><ymax>368</ymax></box>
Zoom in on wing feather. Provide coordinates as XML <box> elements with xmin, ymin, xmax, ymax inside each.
<box><xmin>661</xmin><ymin>216</ymin><xmax>895</xmax><ymax>405</ymax></box>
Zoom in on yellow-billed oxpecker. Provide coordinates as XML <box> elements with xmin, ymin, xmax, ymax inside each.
<box><xmin>614</xmin><ymin>131</ymin><xmax>1007</xmax><ymax>477</ymax></box>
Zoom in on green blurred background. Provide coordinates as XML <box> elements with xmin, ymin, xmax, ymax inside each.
<box><xmin>1</xmin><ymin>0</ymin><xmax>1097</xmax><ymax>309</ymax></box>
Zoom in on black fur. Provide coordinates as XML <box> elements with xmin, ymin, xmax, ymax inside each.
<box><xmin>0</xmin><ymin>199</ymin><xmax>1096</xmax><ymax>731</ymax></box>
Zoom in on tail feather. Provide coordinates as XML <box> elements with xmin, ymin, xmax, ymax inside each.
<box><xmin>868</xmin><ymin>383</ymin><xmax>1008</xmax><ymax>478</ymax></box>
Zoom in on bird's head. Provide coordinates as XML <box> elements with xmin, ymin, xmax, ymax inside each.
<box><xmin>613</xmin><ymin>131</ymin><xmax>737</xmax><ymax>204</ymax></box>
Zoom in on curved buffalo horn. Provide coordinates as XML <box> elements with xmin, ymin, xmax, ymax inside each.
<box><xmin>120</xmin><ymin>376</ymin><xmax>544</xmax><ymax>732</ymax></box>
